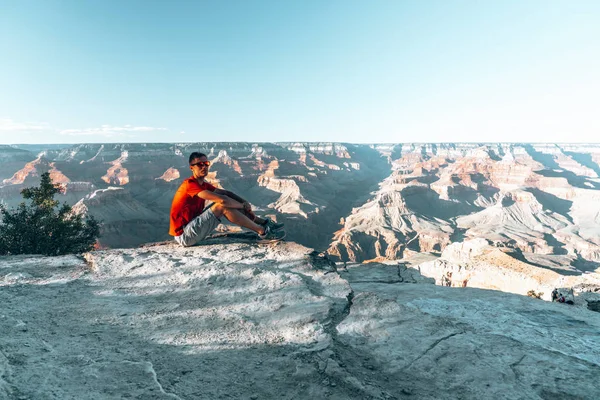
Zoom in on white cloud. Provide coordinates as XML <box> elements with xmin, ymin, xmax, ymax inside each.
<box><xmin>0</xmin><ymin>118</ymin><xmax>51</xmax><ymax>131</ymax></box>
<box><xmin>0</xmin><ymin>119</ymin><xmax>172</xmax><ymax>143</ymax></box>
<box><xmin>59</xmin><ymin>125</ymin><xmax>168</xmax><ymax>138</ymax></box>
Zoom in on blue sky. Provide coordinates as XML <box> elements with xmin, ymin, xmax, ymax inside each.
<box><xmin>0</xmin><ymin>0</ymin><xmax>598</xmax><ymax>144</ymax></box>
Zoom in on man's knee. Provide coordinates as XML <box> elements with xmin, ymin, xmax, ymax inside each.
<box><xmin>175</xmin><ymin>235</ymin><xmax>193</xmax><ymax>247</ymax></box>
<box><xmin>211</xmin><ymin>203</ymin><xmax>225</xmax><ymax>217</ymax></box>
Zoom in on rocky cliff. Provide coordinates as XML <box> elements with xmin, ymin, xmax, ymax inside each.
<box><xmin>1</xmin><ymin>238</ymin><xmax>599</xmax><ymax>399</ymax></box>
<box><xmin>328</xmin><ymin>143</ymin><xmax>600</xmax><ymax>269</ymax></box>
<box><xmin>2</xmin><ymin>142</ymin><xmax>600</xmax><ymax>273</ymax></box>
<box><xmin>0</xmin><ymin>142</ymin><xmax>391</xmax><ymax>250</ymax></box>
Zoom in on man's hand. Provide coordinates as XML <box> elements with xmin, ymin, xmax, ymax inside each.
<box><xmin>241</xmin><ymin>202</ymin><xmax>256</xmax><ymax>220</ymax></box>
<box><xmin>246</xmin><ymin>209</ymin><xmax>256</xmax><ymax>221</ymax></box>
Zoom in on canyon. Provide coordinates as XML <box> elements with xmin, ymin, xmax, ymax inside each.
<box><xmin>2</xmin><ymin>142</ymin><xmax>600</xmax><ymax>296</ymax></box>
<box><xmin>3</xmin><ymin>142</ymin><xmax>600</xmax><ymax>398</ymax></box>
<box><xmin>2</xmin><ymin>142</ymin><xmax>600</xmax><ymax>270</ymax></box>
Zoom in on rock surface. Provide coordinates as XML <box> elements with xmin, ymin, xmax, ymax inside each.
<box><xmin>1</xmin><ymin>238</ymin><xmax>599</xmax><ymax>399</ymax></box>
<box><xmin>407</xmin><ymin>238</ymin><xmax>600</xmax><ymax>301</ymax></box>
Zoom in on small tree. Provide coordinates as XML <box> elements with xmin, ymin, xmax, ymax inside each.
<box><xmin>0</xmin><ymin>172</ymin><xmax>100</xmax><ymax>255</ymax></box>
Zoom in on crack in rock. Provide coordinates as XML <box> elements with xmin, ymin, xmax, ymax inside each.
<box><xmin>397</xmin><ymin>265</ymin><xmax>405</xmax><ymax>283</ymax></box>
<box><xmin>293</xmin><ymin>271</ymin><xmax>326</xmax><ymax>298</ymax></box>
<box><xmin>406</xmin><ymin>331</ymin><xmax>466</xmax><ymax>368</ymax></box>
<box><xmin>305</xmin><ymin>256</ymin><xmax>406</xmax><ymax>399</ymax></box>
<box><xmin>304</xmin><ymin>255</ymin><xmax>383</xmax><ymax>396</ymax></box>
<box><xmin>509</xmin><ymin>354</ymin><xmax>526</xmax><ymax>380</ymax></box>
<box><xmin>146</xmin><ymin>361</ymin><xmax>182</xmax><ymax>400</ymax></box>
<box><xmin>124</xmin><ymin>360</ymin><xmax>183</xmax><ymax>400</ymax></box>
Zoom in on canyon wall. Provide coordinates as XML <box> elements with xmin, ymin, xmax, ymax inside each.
<box><xmin>2</xmin><ymin>142</ymin><xmax>600</xmax><ymax>274</ymax></box>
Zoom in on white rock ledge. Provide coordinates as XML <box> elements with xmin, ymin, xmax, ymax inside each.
<box><xmin>1</xmin><ymin>239</ymin><xmax>599</xmax><ymax>399</ymax></box>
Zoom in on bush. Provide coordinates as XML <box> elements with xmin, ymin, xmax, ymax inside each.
<box><xmin>0</xmin><ymin>172</ymin><xmax>100</xmax><ymax>255</ymax></box>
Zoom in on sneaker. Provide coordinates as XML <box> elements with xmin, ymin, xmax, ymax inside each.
<box><xmin>262</xmin><ymin>217</ymin><xmax>285</xmax><ymax>231</ymax></box>
<box><xmin>258</xmin><ymin>225</ymin><xmax>286</xmax><ymax>243</ymax></box>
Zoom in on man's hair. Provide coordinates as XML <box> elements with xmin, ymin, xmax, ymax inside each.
<box><xmin>189</xmin><ymin>152</ymin><xmax>207</xmax><ymax>164</ymax></box>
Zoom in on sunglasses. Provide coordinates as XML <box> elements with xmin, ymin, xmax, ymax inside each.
<box><xmin>190</xmin><ymin>161</ymin><xmax>211</xmax><ymax>167</ymax></box>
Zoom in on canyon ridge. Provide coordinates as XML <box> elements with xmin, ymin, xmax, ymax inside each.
<box><xmin>2</xmin><ymin>142</ymin><xmax>600</xmax><ymax>298</ymax></box>
<box><xmin>2</xmin><ymin>142</ymin><xmax>600</xmax><ymax>398</ymax></box>
<box><xmin>2</xmin><ymin>142</ymin><xmax>600</xmax><ymax>269</ymax></box>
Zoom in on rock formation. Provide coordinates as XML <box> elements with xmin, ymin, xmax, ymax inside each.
<box><xmin>2</xmin><ymin>142</ymin><xmax>600</xmax><ymax>274</ymax></box>
<box><xmin>72</xmin><ymin>187</ymin><xmax>169</xmax><ymax>248</ymax></box>
<box><xmin>0</xmin><ymin>155</ymin><xmax>70</xmax><ymax>186</ymax></box>
<box><xmin>101</xmin><ymin>151</ymin><xmax>130</xmax><ymax>185</ymax></box>
<box><xmin>1</xmin><ymin>239</ymin><xmax>599</xmax><ymax>399</ymax></box>
<box><xmin>328</xmin><ymin>143</ymin><xmax>600</xmax><ymax>270</ymax></box>
<box><xmin>156</xmin><ymin>167</ymin><xmax>180</xmax><ymax>182</ymax></box>
<box><xmin>409</xmin><ymin>238</ymin><xmax>600</xmax><ymax>300</ymax></box>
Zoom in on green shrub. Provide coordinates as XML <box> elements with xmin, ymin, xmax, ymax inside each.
<box><xmin>0</xmin><ymin>172</ymin><xmax>100</xmax><ymax>255</ymax></box>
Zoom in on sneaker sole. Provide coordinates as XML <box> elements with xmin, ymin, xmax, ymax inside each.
<box><xmin>256</xmin><ymin>231</ymin><xmax>286</xmax><ymax>244</ymax></box>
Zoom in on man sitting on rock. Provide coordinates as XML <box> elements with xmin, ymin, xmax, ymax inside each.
<box><xmin>169</xmin><ymin>152</ymin><xmax>285</xmax><ymax>246</ymax></box>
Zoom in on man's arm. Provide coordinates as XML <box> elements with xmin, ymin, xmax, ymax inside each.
<box><xmin>214</xmin><ymin>189</ymin><xmax>251</xmax><ymax>211</ymax></box>
<box><xmin>213</xmin><ymin>189</ymin><xmax>261</xmax><ymax>222</ymax></box>
<box><xmin>214</xmin><ymin>189</ymin><xmax>246</xmax><ymax>204</ymax></box>
<box><xmin>197</xmin><ymin>189</ymin><xmax>244</xmax><ymax>209</ymax></box>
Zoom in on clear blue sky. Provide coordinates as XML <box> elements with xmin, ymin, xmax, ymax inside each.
<box><xmin>0</xmin><ymin>0</ymin><xmax>598</xmax><ymax>144</ymax></box>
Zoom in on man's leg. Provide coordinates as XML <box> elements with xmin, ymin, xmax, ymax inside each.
<box><xmin>177</xmin><ymin>206</ymin><xmax>221</xmax><ymax>246</ymax></box>
<box><xmin>252</xmin><ymin>215</ymin><xmax>267</xmax><ymax>225</ymax></box>
<box><xmin>241</xmin><ymin>209</ymin><xmax>285</xmax><ymax>231</ymax></box>
<box><xmin>212</xmin><ymin>204</ymin><xmax>265</xmax><ymax>234</ymax></box>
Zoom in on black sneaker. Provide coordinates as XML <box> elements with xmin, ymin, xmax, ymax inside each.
<box><xmin>258</xmin><ymin>225</ymin><xmax>286</xmax><ymax>243</ymax></box>
<box><xmin>262</xmin><ymin>217</ymin><xmax>285</xmax><ymax>231</ymax></box>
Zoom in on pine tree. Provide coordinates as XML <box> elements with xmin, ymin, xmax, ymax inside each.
<box><xmin>0</xmin><ymin>172</ymin><xmax>100</xmax><ymax>255</ymax></box>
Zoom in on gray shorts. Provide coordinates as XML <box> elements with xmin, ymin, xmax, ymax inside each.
<box><xmin>174</xmin><ymin>205</ymin><xmax>221</xmax><ymax>247</ymax></box>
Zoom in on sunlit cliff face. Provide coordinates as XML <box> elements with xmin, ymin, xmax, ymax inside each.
<box><xmin>156</xmin><ymin>167</ymin><xmax>180</xmax><ymax>182</ymax></box>
<box><xmin>2</xmin><ymin>142</ymin><xmax>600</xmax><ymax>270</ymax></box>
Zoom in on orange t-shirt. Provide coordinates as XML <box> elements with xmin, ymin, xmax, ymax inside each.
<box><xmin>169</xmin><ymin>177</ymin><xmax>216</xmax><ymax>236</ymax></box>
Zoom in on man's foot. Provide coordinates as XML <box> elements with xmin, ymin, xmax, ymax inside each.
<box><xmin>258</xmin><ymin>225</ymin><xmax>286</xmax><ymax>243</ymax></box>
<box><xmin>261</xmin><ymin>217</ymin><xmax>285</xmax><ymax>231</ymax></box>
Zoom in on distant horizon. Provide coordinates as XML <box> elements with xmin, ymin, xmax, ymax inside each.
<box><xmin>1</xmin><ymin>1</ymin><xmax>599</xmax><ymax>144</ymax></box>
<box><xmin>5</xmin><ymin>141</ymin><xmax>600</xmax><ymax>148</ymax></box>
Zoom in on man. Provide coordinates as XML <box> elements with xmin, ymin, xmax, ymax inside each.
<box><xmin>169</xmin><ymin>152</ymin><xmax>285</xmax><ymax>246</ymax></box>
